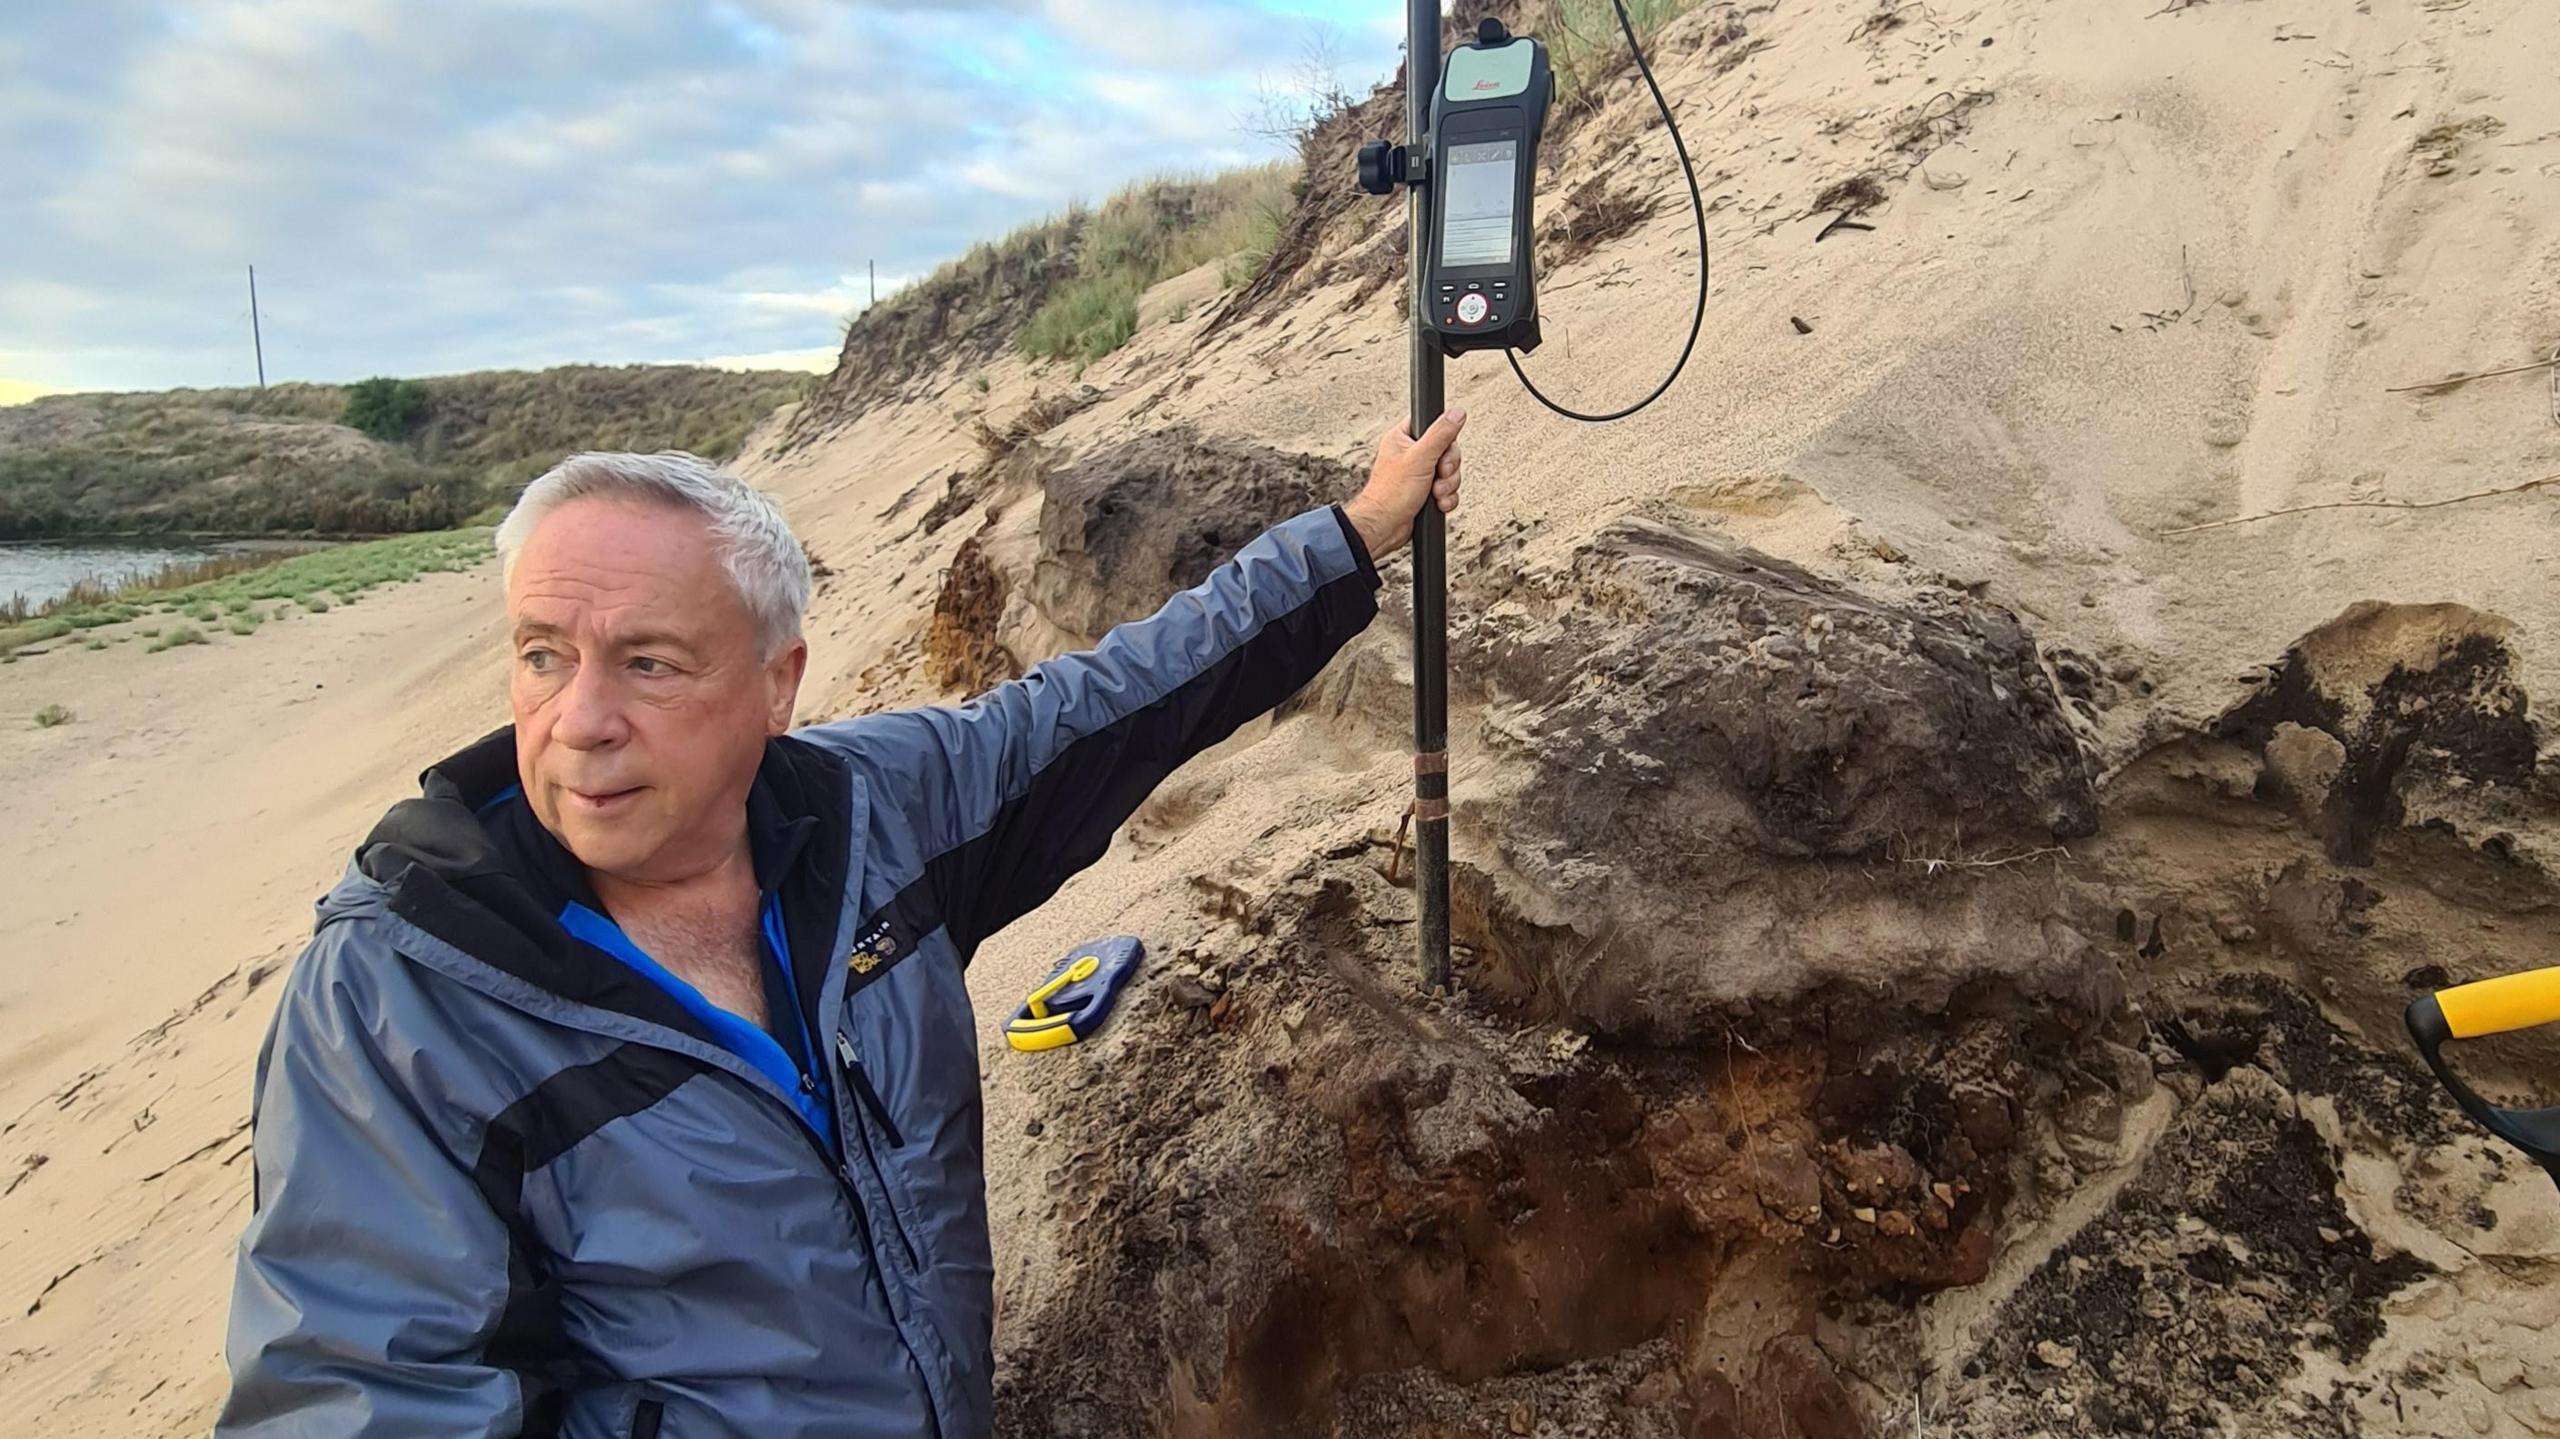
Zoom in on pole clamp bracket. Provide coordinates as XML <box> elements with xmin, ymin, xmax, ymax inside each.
<box><xmin>1357</xmin><ymin>140</ymin><xmax>1428</xmax><ymax>196</ymax></box>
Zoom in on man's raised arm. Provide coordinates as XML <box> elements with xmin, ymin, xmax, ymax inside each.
<box><xmin>802</xmin><ymin>411</ymin><xmax>1465</xmax><ymax>959</ymax></box>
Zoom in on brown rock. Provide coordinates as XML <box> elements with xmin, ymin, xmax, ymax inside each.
<box><xmin>1954</xmin><ymin>1084</ymin><xmax>2017</xmax><ymax>1153</ymax></box>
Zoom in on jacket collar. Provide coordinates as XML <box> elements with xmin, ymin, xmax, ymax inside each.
<box><xmin>409</xmin><ymin>726</ymin><xmax>823</xmax><ymax>901</ymax></box>
<box><xmin>359</xmin><ymin>725</ymin><xmax>851</xmax><ymax>1037</ymax></box>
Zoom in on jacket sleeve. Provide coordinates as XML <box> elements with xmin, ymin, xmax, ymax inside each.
<box><xmin>218</xmin><ymin>924</ymin><xmax>531</xmax><ymax>1437</ymax></box>
<box><xmin>802</xmin><ymin>503</ymin><xmax>1381</xmax><ymax>958</ymax></box>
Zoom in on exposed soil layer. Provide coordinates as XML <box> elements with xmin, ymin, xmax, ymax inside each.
<box><xmin>1944</xmin><ymin>1063</ymin><xmax>2435</xmax><ymax>1437</ymax></box>
<box><xmin>992</xmin><ymin>859</ymin><xmax>2083</xmax><ymax>1439</ymax></box>
<box><xmin>1437</xmin><ymin>512</ymin><xmax>2103</xmax><ymax>1039</ymax></box>
<box><xmin>1030</xmin><ymin>426</ymin><xmax>1361</xmax><ymax>640</ymax></box>
<box><xmin>923</xmin><ymin>527</ymin><xmax>1020</xmax><ymax>695</ymax></box>
<box><xmin>2217</xmin><ymin>602</ymin><xmax>2537</xmax><ymax>866</ymax></box>
<box><xmin>993</xmin><ymin>853</ymin><xmax>2530</xmax><ymax>1438</ymax></box>
<box><xmin>984</xmin><ymin>532</ymin><xmax>2558</xmax><ymax>1438</ymax></box>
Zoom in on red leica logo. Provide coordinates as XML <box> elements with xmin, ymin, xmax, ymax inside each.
<box><xmin>1473</xmin><ymin>79</ymin><xmax>1501</xmax><ymax>90</ymax></box>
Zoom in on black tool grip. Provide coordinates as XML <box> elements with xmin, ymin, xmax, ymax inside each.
<box><xmin>2406</xmin><ymin>986</ymin><xmax>2560</xmax><ymax>1194</ymax></box>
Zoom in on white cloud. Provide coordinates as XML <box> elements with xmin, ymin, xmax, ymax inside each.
<box><xmin>1038</xmin><ymin>0</ymin><xmax>1255</xmax><ymax>68</ymax></box>
<box><xmin>739</xmin><ymin>280</ymin><xmax>874</xmax><ymax>317</ymax></box>
<box><xmin>691</xmin><ymin>347</ymin><xmax>839</xmax><ymax>373</ymax></box>
<box><xmin>0</xmin><ymin>1</ymin><xmax>1401</xmax><ymax>392</ymax></box>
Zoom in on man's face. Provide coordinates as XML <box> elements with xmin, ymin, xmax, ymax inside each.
<box><xmin>505</xmin><ymin>496</ymin><xmax>807</xmax><ymax>883</ymax></box>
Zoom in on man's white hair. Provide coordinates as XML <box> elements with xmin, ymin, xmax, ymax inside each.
<box><xmin>495</xmin><ymin>452</ymin><xmax>811</xmax><ymax>660</ymax></box>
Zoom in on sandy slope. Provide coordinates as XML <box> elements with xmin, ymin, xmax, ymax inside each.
<box><xmin>2</xmin><ymin>0</ymin><xmax>2556</xmax><ymax>1430</ymax></box>
<box><xmin>0</xmin><ymin>572</ymin><xmax>507</xmax><ymax>1431</ymax></box>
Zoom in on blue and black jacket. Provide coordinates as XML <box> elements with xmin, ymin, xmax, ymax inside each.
<box><xmin>217</xmin><ymin>504</ymin><xmax>1381</xmax><ymax>1437</ymax></box>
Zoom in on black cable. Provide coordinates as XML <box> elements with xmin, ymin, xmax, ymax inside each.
<box><xmin>1507</xmin><ymin>0</ymin><xmax>1710</xmax><ymax>423</ymax></box>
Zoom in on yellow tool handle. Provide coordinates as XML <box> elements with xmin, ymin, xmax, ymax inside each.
<box><xmin>2437</xmin><ymin>966</ymin><xmax>2560</xmax><ymax>1040</ymax></box>
<box><xmin>1006</xmin><ymin>1021</ymin><xmax>1080</xmax><ymax>1053</ymax></box>
<box><xmin>1020</xmin><ymin>955</ymin><xmax>1100</xmax><ymax>1021</ymax></box>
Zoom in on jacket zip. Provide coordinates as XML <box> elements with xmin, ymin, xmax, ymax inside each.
<box><xmin>836</xmin><ymin>1031</ymin><xmax>922</xmax><ymax>1273</ymax></box>
<box><xmin>763</xmin><ymin>900</ymin><xmax>829</xmax><ymax>1114</ymax></box>
<box><xmin>836</xmin><ymin>1032</ymin><xmax>907</xmax><ymax>1147</ymax></box>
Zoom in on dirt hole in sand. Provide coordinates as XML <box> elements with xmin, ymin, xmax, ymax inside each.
<box><xmin>999</xmin><ymin>854</ymin><xmax>2508</xmax><ymax>1439</ymax></box>
<box><xmin>1224</xmin><ymin>1062</ymin><xmax>1709</xmax><ymax>1429</ymax></box>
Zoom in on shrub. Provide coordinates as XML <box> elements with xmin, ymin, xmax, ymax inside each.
<box><xmin>1552</xmin><ymin>0</ymin><xmax>1702</xmax><ymax>107</ymax></box>
<box><xmin>149</xmin><ymin>625</ymin><xmax>207</xmax><ymax>652</ymax></box>
<box><xmin>341</xmin><ymin>376</ymin><xmax>432</xmax><ymax>440</ymax></box>
<box><xmin>1168</xmin><ymin>163</ymin><xmax>1294</xmax><ymax>280</ymax></box>
<box><xmin>1221</xmin><ymin>195</ymin><xmax>1291</xmax><ymax>289</ymax></box>
<box><xmin>33</xmin><ymin>703</ymin><xmax>73</xmax><ymax>727</ymax></box>
<box><xmin>1020</xmin><ymin>272</ymin><xmax>1143</xmax><ymax>364</ymax></box>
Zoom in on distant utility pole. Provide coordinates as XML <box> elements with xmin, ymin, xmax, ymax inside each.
<box><xmin>247</xmin><ymin>264</ymin><xmax>267</xmax><ymax>388</ymax></box>
<box><xmin>869</xmin><ymin>260</ymin><xmax>876</xmax><ymax>306</ymax></box>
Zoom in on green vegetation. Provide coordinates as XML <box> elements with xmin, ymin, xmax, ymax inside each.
<box><xmin>1021</xmin><ymin>273</ymin><xmax>1144</xmax><ymax>365</ymax></box>
<box><xmin>792</xmin><ymin>163</ymin><xmax>1295</xmax><ymax>438</ymax></box>
<box><xmin>342</xmin><ymin>376</ymin><xmax>432</xmax><ymax>440</ymax></box>
<box><xmin>0</xmin><ymin>364</ymin><xmax>811</xmax><ymax>540</ymax></box>
<box><xmin>1018</xmin><ymin>166</ymin><xmax>1296</xmax><ymax>365</ymax></box>
<box><xmin>2</xmin><ymin>528</ymin><xmax>490</xmax><ymax>657</ymax></box>
<box><xmin>1551</xmin><ymin>0</ymin><xmax>1708</xmax><ymax>107</ymax></box>
<box><xmin>33</xmin><ymin>703</ymin><xmax>73</xmax><ymax>727</ymax></box>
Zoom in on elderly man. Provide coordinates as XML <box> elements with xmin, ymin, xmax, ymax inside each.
<box><xmin>217</xmin><ymin>411</ymin><xmax>1465</xmax><ymax>1438</ymax></box>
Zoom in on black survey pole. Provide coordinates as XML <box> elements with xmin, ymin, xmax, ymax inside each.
<box><xmin>1406</xmin><ymin>0</ymin><xmax>1452</xmax><ymax>994</ymax></box>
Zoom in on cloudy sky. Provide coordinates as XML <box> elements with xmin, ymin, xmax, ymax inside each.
<box><xmin>0</xmin><ymin>0</ymin><xmax>1402</xmax><ymax>400</ymax></box>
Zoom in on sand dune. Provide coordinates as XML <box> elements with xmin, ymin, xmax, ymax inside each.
<box><xmin>3</xmin><ymin>0</ymin><xmax>2556</xmax><ymax>1430</ymax></box>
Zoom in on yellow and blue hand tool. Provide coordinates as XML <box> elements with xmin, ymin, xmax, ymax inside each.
<box><xmin>2407</xmin><ymin>964</ymin><xmax>2560</xmax><ymax>1194</ymax></box>
<box><xmin>1006</xmin><ymin>935</ymin><xmax>1144</xmax><ymax>1053</ymax></box>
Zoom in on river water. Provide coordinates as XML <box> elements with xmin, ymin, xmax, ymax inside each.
<box><xmin>0</xmin><ymin>538</ymin><xmax>316</xmax><ymax>610</ymax></box>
